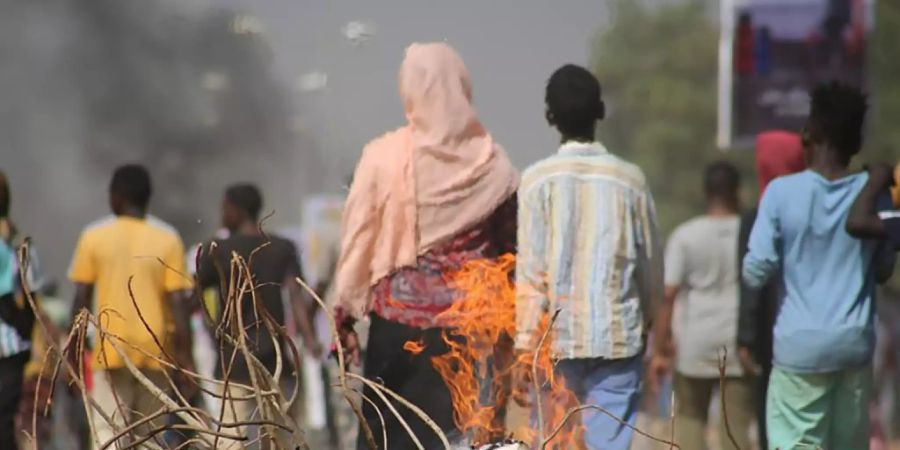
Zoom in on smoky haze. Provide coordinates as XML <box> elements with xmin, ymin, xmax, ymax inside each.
<box><xmin>1</xmin><ymin>0</ymin><xmax>607</xmax><ymax>289</ymax></box>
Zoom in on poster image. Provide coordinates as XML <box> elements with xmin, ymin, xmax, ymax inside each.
<box><xmin>720</xmin><ymin>0</ymin><xmax>873</xmax><ymax>147</ymax></box>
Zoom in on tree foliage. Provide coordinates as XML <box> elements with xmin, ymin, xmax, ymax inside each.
<box><xmin>591</xmin><ymin>0</ymin><xmax>898</xmax><ymax>236</ymax></box>
<box><xmin>869</xmin><ymin>0</ymin><xmax>900</xmax><ymax>163</ymax></box>
<box><xmin>590</xmin><ymin>0</ymin><xmax>756</xmax><ymax>235</ymax></box>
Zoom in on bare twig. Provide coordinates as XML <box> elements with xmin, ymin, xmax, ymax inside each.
<box><xmin>355</xmin><ymin>388</ymin><xmax>389</xmax><ymax>450</ymax></box>
<box><xmin>718</xmin><ymin>347</ymin><xmax>741</xmax><ymax>450</ymax></box>
<box><xmin>356</xmin><ymin>376</ymin><xmax>425</xmax><ymax>450</ymax></box>
<box><xmin>533</xmin><ymin>309</ymin><xmax>562</xmax><ymax>444</ymax></box>
<box><xmin>347</xmin><ymin>373</ymin><xmax>452</xmax><ymax>449</ymax></box>
<box><xmin>541</xmin><ymin>404</ymin><xmax>681</xmax><ymax>449</ymax></box>
<box><xmin>295</xmin><ymin>276</ymin><xmax>378</xmax><ymax>450</ymax></box>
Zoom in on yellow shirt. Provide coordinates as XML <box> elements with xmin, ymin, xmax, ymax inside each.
<box><xmin>69</xmin><ymin>216</ymin><xmax>191</xmax><ymax>370</ymax></box>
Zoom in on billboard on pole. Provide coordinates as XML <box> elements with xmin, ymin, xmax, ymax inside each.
<box><xmin>718</xmin><ymin>0</ymin><xmax>873</xmax><ymax>149</ymax></box>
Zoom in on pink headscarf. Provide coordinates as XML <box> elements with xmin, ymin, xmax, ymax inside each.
<box><xmin>755</xmin><ymin>130</ymin><xmax>805</xmax><ymax>197</ymax></box>
<box><xmin>334</xmin><ymin>42</ymin><xmax>519</xmax><ymax>318</ymax></box>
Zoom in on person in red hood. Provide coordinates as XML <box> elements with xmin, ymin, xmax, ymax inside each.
<box><xmin>736</xmin><ymin>130</ymin><xmax>806</xmax><ymax>450</ymax></box>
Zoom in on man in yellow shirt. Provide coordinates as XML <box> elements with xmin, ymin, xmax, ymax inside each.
<box><xmin>68</xmin><ymin>165</ymin><xmax>193</xmax><ymax>449</ymax></box>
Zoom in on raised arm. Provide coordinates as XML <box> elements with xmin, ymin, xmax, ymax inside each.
<box><xmin>847</xmin><ymin>164</ymin><xmax>894</xmax><ymax>240</ymax></box>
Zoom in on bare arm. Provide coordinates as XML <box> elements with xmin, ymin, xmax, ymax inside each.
<box><xmin>847</xmin><ymin>164</ymin><xmax>893</xmax><ymax>239</ymax></box>
<box><xmin>287</xmin><ymin>276</ymin><xmax>319</xmax><ymax>350</ymax></box>
<box><xmin>168</xmin><ymin>290</ymin><xmax>194</xmax><ymax>357</ymax></box>
<box><xmin>652</xmin><ymin>286</ymin><xmax>679</xmax><ymax>357</ymax></box>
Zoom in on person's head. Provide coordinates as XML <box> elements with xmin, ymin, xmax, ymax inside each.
<box><xmin>545</xmin><ymin>64</ymin><xmax>605</xmax><ymax>141</ymax></box>
<box><xmin>222</xmin><ymin>183</ymin><xmax>263</xmax><ymax>232</ymax></box>
<box><xmin>399</xmin><ymin>42</ymin><xmax>480</xmax><ymax>138</ymax></box>
<box><xmin>0</xmin><ymin>170</ymin><xmax>9</xmax><ymax>219</ymax></box>
<box><xmin>109</xmin><ymin>164</ymin><xmax>152</xmax><ymax>216</ymax></box>
<box><xmin>802</xmin><ymin>81</ymin><xmax>868</xmax><ymax>167</ymax></box>
<box><xmin>704</xmin><ymin>161</ymin><xmax>741</xmax><ymax>213</ymax></box>
<box><xmin>755</xmin><ymin>130</ymin><xmax>806</xmax><ymax>196</ymax></box>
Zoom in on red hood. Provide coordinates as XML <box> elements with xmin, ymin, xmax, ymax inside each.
<box><xmin>756</xmin><ymin>131</ymin><xmax>805</xmax><ymax>197</ymax></box>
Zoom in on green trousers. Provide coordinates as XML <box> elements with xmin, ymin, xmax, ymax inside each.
<box><xmin>767</xmin><ymin>366</ymin><xmax>872</xmax><ymax>450</ymax></box>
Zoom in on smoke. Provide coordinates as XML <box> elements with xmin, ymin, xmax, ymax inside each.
<box><xmin>1</xmin><ymin>0</ymin><xmax>319</xmax><ymax>282</ymax></box>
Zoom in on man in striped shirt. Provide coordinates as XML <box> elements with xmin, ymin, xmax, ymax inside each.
<box><xmin>514</xmin><ymin>65</ymin><xmax>663</xmax><ymax>450</ymax></box>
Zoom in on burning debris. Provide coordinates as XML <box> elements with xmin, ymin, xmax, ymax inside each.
<box><xmin>470</xmin><ymin>438</ymin><xmax>529</xmax><ymax>450</ymax></box>
<box><xmin>404</xmin><ymin>255</ymin><xmax>584</xmax><ymax>449</ymax></box>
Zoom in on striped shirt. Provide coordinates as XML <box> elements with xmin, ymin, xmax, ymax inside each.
<box><xmin>514</xmin><ymin>141</ymin><xmax>664</xmax><ymax>360</ymax></box>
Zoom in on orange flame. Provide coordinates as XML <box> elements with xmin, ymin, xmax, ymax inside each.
<box><xmin>403</xmin><ymin>339</ymin><xmax>426</xmax><ymax>355</ymax></box>
<box><xmin>403</xmin><ymin>254</ymin><xmax>583</xmax><ymax>448</ymax></box>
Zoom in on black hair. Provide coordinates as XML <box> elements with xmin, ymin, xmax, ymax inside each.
<box><xmin>807</xmin><ymin>81</ymin><xmax>868</xmax><ymax>160</ymax></box>
<box><xmin>545</xmin><ymin>64</ymin><xmax>604</xmax><ymax>137</ymax></box>
<box><xmin>225</xmin><ymin>183</ymin><xmax>263</xmax><ymax>220</ymax></box>
<box><xmin>110</xmin><ymin>164</ymin><xmax>152</xmax><ymax>209</ymax></box>
<box><xmin>704</xmin><ymin>160</ymin><xmax>741</xmax><ymax>206</ymax></box>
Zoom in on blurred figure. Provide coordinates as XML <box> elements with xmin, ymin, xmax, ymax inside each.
<box><xmin>743</xmin><ymin>83</ymin><xmax>892</xmax><ymax>450</ymax></box>
<box><xmin>822</xmin><ymin>0</ymin><xmax>852</xmax><ymax>67</ymax></box>
<box><xmin>736</xmin><ymin>130</ymin><xmax>806</xmax><ymax>450</ymax></box>
<box><xmin>735</xmin><ymin>12</ymin><xmax>755</xmax><ymax>77</ymax></box>
<box><xmin>847</xmin><ymin>162</ymin><xmax>900</xmax><ymax>449</ymax></box>
<box><xmin>17</xmin><ymin>280</ymin><xmax>77</xmax><ymax>450</ymax></box>
<box><xmin>296</xmin><ymin>194</ymin><xmax>349</xmax><ymax>449</ymax></box>
<box><xmin>650</xmin><ymin>161</ymin><xmax>754</xmax><ymax>450</ymax></box>
<box><xmin>515</xmin><ymin>64</ymin><xmax>662</xmax><ymax>450</ymax></box>
<box><xmin>0</xmin><ymin>171</ymin><xmax>46</xmax><ymax>450</ymax></box>
<box><xmin>754</xmin><ymin>26</ymin><xmax>772</xmax><ymax>77</ymax></box>
<box><xmin>335</xmin><ymin>42</ymin><xmax>518</xmax><ymax>450</ymax></box>
<box><xmin>195</xmin><ymin>184</ymin><xmax>320</xmax><ymax>449</ymax></box>
<box><xmin>847</xmin><ymin>163</ymin><xmax>900</xmax><ymax>247</ymax></box>
<box><xmin>68</xmin><ymin>164</ymin><xmax>194</xmax><ymax>449</ymax></box>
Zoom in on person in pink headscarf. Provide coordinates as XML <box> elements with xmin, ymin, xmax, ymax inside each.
<box><xmin>333</xmin><ymin>42</ymin><xmax>519</xmax><ymax>449</ymax></box>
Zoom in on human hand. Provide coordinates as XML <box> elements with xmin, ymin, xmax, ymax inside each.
<box><xmin>647</xmin><ymin>353</ymin><xmax>672</xmax><ymax>396</ymax></box>
<box><xmin>306</xmin><ymin>339</ymin><xmax>324</xmax><ymax>360</ymax></box>
<box><xmin>337</xmin><ymin>326</ymin><xmax>361</xmax><ymax>366</ymax></box>
<box><xmin>737</xmin><ymin>346</ymin><xmax>761</xmax><ymax>376</ymax></box>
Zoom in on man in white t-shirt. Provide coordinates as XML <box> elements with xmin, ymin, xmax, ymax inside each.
<box><xmin>649</xmin><ymin>161</ymin><xmax>754</xmax><ymax>450</ymax></box>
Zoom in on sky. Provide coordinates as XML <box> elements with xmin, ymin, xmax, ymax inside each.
<box><xmin>3</xmin><ymin>0</ymin><xmax>613</xmax><ymax>283</ymax></box>
<box><xmin>200</xmin><ymin>0</ymin><xmax>610</xmax><ymax>173</ymax></box>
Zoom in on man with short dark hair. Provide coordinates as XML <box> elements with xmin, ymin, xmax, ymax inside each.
<box><xmin>69</xmin><ymin>164</ymin><xmax>194</xmax><ymax>449</ymax></box>
<box><xmin>736</xmin><ymin>130</ymin><xmax>806</xmax><ymax>450</ymax></box>
<box><xmin>515</xmin><ymin>65</ymin><xmax>663</xmax><ymax>450</ymax></box>
<box><xmin>743</xmin><ymin>82</ymin><xmax>893</xmax><ymax>449</ymax></box>
<box><xmin>649</xmin><ymin>161</ymin><xmax>754</xmax><ymax>450</ymax></box>
<box><xmin>196</xmin><ymin>183</ymin><xmax>320</xmax><ymax>449</ymax></box>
